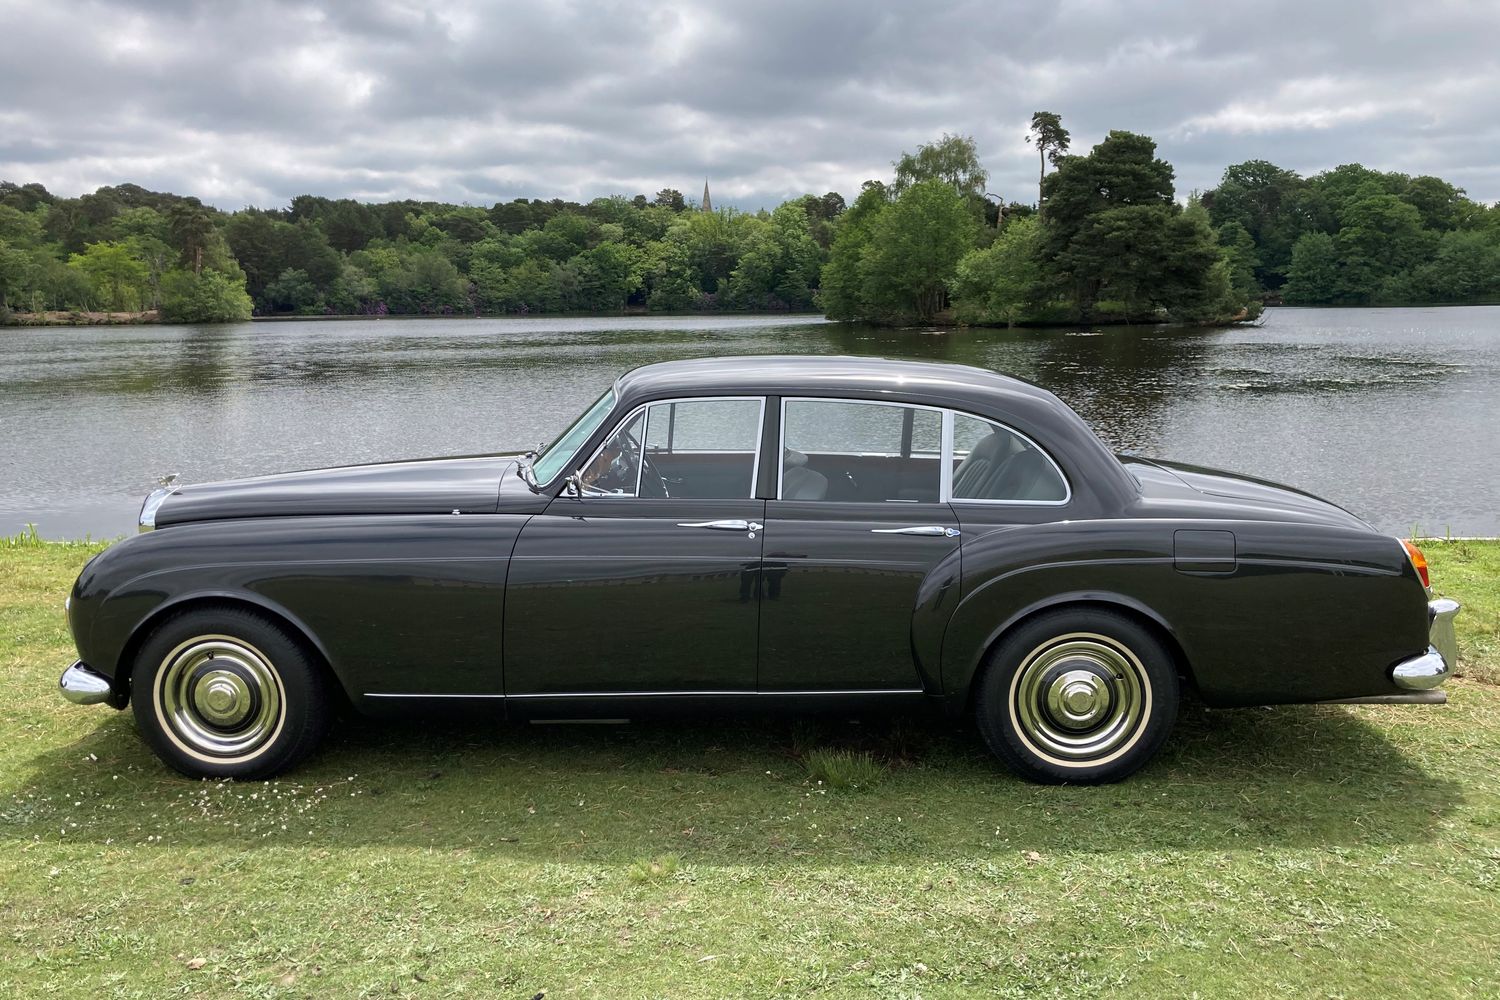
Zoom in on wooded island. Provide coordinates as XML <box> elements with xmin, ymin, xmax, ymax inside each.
<box><xmin>3</xmin><ymin>114</ymin><xmax>1497</xmax><ymax>327</ymax></box>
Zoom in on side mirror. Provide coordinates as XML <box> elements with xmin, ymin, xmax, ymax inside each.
<box><xmin>563</xmin><ymin>472</ymin><xmax>583</xmax><ymax>498</ymax></box>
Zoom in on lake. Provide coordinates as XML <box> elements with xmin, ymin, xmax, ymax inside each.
<box><xmin>3</xmin><ymin>306</ymin><xmax>1497</xmax><ymax>539</ymax></box>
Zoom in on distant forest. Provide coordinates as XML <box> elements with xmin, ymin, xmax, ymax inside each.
<box><xmin>2</xmin><ymin>113</ymin><xmax>1498</xmax><ymax>326</ymax></box>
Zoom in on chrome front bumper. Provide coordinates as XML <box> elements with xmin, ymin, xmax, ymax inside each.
<box><xmin>1391</xmin><ymin>598</ymin><xmax>1462</xmax><ymax>691</ymax></box>
<box><xmin>59</xmin><ymin>661</ymin><xmax>113</xmax><ymax>705</ymax></box>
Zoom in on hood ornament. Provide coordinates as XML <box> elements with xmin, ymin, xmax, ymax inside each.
<box><xmin>158</xmin><ymin>472</ymin><xmax>180</xmax><ymax>490</ymax></box>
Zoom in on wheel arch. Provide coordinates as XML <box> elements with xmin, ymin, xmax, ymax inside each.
<box><xmin>952</xmin><ymin>593</ymin><xmax>1196</xmax><ymax>715</ymax></box>
<box><xmin>114</xmin><ymin>592</ymin><xmax>348</xmax><ymax>707</ymax></box>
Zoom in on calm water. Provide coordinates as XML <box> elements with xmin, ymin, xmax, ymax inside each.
<box><xmin>3</xmin><ymin>307</ymin><xmax>1497</xmax><ymax>538</ymax></box>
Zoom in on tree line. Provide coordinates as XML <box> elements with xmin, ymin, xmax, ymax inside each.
<box><xmin>2</xmin><ymin>114</ymin><xmax>1497</xmax><ymax>326</ymax></box>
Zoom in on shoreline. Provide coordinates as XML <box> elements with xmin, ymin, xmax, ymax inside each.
<box><xmin>7</xmin><ymin>301</ymin><xmax>1500</xmax><ymax>329</ymax></box>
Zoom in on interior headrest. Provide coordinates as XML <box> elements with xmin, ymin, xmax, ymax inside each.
<box><xmin>783</xmin><ymin>448</ymin><xmax>809</xmax><ymax>468</ymax></box>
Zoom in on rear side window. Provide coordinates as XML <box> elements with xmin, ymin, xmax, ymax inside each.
<box><xmin>780</xmin><ymin>399</ymin><xmax>942</xmax><ymax>503</ymax></box>
<box><xmin>951</xmin><ymin>413</ymin><xmax>1067</xmax><ymax>503</ymax></box>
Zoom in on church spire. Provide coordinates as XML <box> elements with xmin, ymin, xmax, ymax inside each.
<box><xmin>701</xmin><ymin>179</ymin><xmax>712</xmax><ymax>213</ymax></box>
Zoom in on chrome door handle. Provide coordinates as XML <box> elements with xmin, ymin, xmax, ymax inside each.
<box><xmin>871</xmin><ymin>525</ymin><xmax>960</xmax><ymax>537</ymax></box>
<box><xmin>678</xmin><ymin>519</ymin><xmax>763</xmax><ymax>538</ymax></box>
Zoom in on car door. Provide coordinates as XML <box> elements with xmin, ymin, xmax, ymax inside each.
<box><xmin>504</xmin><ymin>396</ymin><xmax>767</xmax><ymax>699</ymax></box>
<box><xmin>758</xmin><ymin>397</ymin><xmax>962</xmax><ymax>693</ymax></box>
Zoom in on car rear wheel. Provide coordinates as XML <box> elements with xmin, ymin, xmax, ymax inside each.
<box><xmin>974</xmin><ymin>609</ymin><xmax>1179</xmax><ymax>784</ymax></box>
<box><xmin>131</xmin><ymin>607</ymin><xmax>330</xmax><ymax>780</ymax></box>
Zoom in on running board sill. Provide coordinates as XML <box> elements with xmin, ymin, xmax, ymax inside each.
<box><xmin>1321</xmin><ymin>690</ymin><xmax>1448</xmax><ymax>705</ymax></box>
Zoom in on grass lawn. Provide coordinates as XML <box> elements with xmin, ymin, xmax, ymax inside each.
<box><xmin>2</xmin><ymin>537</ymin><xmax>1497</xmax><ymax>998</ymax></box>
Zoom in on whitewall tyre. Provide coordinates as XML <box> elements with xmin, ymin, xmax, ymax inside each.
<box><xmin>975</xmin><ymin>609</ymin><xmax>1179</xmax><ymax>784</ymax></box>
<box><xmin>131</xmin><ymin>607</ymin><xmax>330</xmax><ymax>779</ymax></box>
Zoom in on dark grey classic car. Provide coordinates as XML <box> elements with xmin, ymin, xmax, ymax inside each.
<box><xmin>59</xmin><ymin>356</ymin><xmax>1460</xmax><ymax>784</ymax></box>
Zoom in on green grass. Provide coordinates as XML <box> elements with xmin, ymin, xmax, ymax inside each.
<box><xmin>1426</xmin><ymin>539</ymin><xmax>1500</xmax><ymax>684</ymax></box>
<box><xmin>804</xmin><ymin>748</ymin><xmax>889</xmax><ymax>792</ymax></box>
<box><xmin>1</xmin><ymin>540</ymin><xmax>1498</xmax><ymax>998</ymax></box>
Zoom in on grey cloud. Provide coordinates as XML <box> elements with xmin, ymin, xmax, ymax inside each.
<box><xmin>2</xmin><ymin>0</ymin><xmax>1497</xmax><ymax>211</ymax></box>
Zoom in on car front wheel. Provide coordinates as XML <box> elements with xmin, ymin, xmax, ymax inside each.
<box><xmin>974</xmin><ymin>609</ymin><xmax>1179</xmax><ymax>784</ymax></box>
<box><xmin>131</xmin><ymin>607</ymin><xmax>330</xmax><ymax>780</ymax></box>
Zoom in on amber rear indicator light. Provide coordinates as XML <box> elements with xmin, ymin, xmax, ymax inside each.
<box><xmin>1402</xmin><ymin>539</ymin><xmax>1430</xmax><ymax>588</ymax></box>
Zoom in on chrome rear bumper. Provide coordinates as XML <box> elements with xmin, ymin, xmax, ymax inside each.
<box><xmin>59</xmin><ymin>661</ymin><xmax>113</xmax><ymax>705</ymax></box>
<box><xmin>1391</xmin><ymin>598</ymin><xmax>1461</xmax><ymax>691</ymax></box>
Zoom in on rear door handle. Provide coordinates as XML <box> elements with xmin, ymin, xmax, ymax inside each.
<box><xmin>679</xmin><ymin>519</ymin><xmax>764</xmax><ymax>535</ymax></box>
<box><xmin>871</xmin><ymin>525</ymin><xmax>960</xmax><ymax>537</ymax></box>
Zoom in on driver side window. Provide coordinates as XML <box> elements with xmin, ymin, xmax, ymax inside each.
<box><xmin>581</xmin><ymin>397</ymin><xmax>764</xmax><ymax>499</ymax></box>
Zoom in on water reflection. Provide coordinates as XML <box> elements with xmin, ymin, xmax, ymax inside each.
<box><xmin>2</xmin><ymin>308</ymin><xmax>1497</xmax><ymax>538</ymax></box>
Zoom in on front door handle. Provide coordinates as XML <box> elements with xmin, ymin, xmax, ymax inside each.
<box><xmin>678</xmin><ymin>519</ymin><xmax>765</xmax><ymax>537</ymax></box>
<box><xmin>871</xmin><ymin>525</ymin><xmax>961</xmax><ymax>537</ymax></box>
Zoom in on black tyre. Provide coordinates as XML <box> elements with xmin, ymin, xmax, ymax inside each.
<box><xmin>974</xmin><ymin>608</ymin><xmax>1179</xmax><ymax>784</ymax></box>
<box><xmin>131</xmin><ymin>607</ymin><xmax>330</xmax><ymax>780</ymax></box>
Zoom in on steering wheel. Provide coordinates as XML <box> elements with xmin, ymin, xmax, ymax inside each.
<box><xmin>640</xmin><ymin>450</ymin><xmax>671</xmax><ymax>498</ymax></box>
<box><xmin>606</xmin><ymin>428</ymin><xmax>670</xmax><ymax>498</ymax></box>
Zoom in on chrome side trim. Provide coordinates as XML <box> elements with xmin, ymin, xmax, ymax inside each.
<box><xmin>871</xmin><ymin>525</ymin><xmax>960</xmax><ymax>537</ymax></box>
<box><xmin>59</xmin><ymin>661</ymin><xmax>113</xmax><ymax>705</ymax></box>
<box><xmin>364</xmin><ymin>692</ymin><xmax>507</xmax><ymax>699</ymax></box>
<box><xmin>364</xmin><ymin>688</ymin><xmax>930</xmax><ymax>700</ymax></box>
<box><xmin>364</xmin><ymin>689</ymin><xmax>928</xmax><ymax>700</ymax></box>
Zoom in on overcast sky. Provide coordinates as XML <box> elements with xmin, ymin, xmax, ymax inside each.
<box><xmin>3</xmin><ymin>0</ymin><xmax>1497</xmax><ymax>212</ymax></box>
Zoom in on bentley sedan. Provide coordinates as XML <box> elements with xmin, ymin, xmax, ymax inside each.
<box><xmin>59</xmin><ymin>356</ymin><xmax>1460</xmax><ymax>784</ymax></box>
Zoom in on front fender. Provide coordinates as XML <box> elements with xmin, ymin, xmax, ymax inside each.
<box><xmin>69</xmin><ymin>515</ymin><xmax>524</xmax><ymax>705</ymax></box>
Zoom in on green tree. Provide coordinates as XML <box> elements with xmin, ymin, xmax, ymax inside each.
<box><xmin>861</xmin><ymin>180</ymin><xmax>979</xmax><ymax>323</ymax></box>
<box><xmin>159</xmin><ymin>267</ymin><xmax>253</xmax><ymax>322</ymax></box>
<box><xmin>1202</xmin><ymin>160</ymin><xmax>1306</xmax><ymax>288</ymax></box>
<box><xmin>166</xmin><ymin>199</ymin><xmax>217</xmax><ymax>272</ymax></box>
<box><xmin>264</xmin><ymin>267</ymin><xmax>321</xmax><ymax>313</ymax></box>
<box><xmin>67</xmin><ymin>241</ymin><xmax>149</xmax><ymax>311</ymax></box>
<box><xmin>1383</xmin><ymin>230</ymin><xmax>1500</xmax><ymax>303</ymax></box>
<box><xmin>725</xmin><ymin>202</ymin><xmax>822</xmax><ymax>310</ymax></box>
<box><xmin>1215</xmin><ymin>221</ymin><xmax>1260</xmax><ymax>300</ymax></box>
<box><xmin>1027</xmin><ymin>111</ymin><xmax>1071</xmax><ymax>210</ymax></box>
<box><xmin>950</xmin><ymin>215</ymin><xmax>1044</xmax><ymax>326</ymax></box>
<box><xmin>0</xmin><ymin>239</ymin><xmax>36</xmax><ymax>309</ymax></box>
<box><xmin>1282</xmin><ymin>232</ymin><xmax>1340</xmax><ymax>304</ymax></box>
<box><xmin>818</xmin><ymin>183</ymin><xmax>890</xmax><ymax>321</ymax></box>
<box><xmin>642</xmin><ymin>239</ymin><xmax>699</xmax><ymax>311</ymax></box>
<box><xmin>1040</xmin><ymin>131</ymin><xmax>1178</xmax><ymax>316</ymax></box>
<box><xmin>654</xmin><ymin>189</ymin><xmax>687</xmax><ymax>212</ymax></box>
<box><xmin>1335</xmin><ymin>194</ymin><xmax>1433</xmax><ymax>302</ymax></box>
<box><xmin>892</xmin><ymin>133</ymin><xmax>989</xmax><ymax>204</ymax></box>
<box><xmin>1053</xmin><ymin>205</ymin><xmax>1226</xmax><ymax>321</ymax></box>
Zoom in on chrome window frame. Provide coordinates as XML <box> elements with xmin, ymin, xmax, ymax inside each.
<box><xmin>575</xmin><ymin>395</ymin><xmax>767</xmax><ymax>500</ymax></box>
<box><xmin>775</xmin><ymin>397</ymin><xmax>1072</xmax><ymax>507</ymax></box>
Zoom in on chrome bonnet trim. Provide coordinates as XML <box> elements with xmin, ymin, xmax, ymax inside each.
<box><xmin>59</xmin><ymin>661</ymin><xmax>113</xmax><ymax>705</ymax></box>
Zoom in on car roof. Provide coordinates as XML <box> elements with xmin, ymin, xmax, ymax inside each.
<box><xmin>613</xmin><ymin>355</ymin><xmax>1058</xmax><ymax>409</ymax></box>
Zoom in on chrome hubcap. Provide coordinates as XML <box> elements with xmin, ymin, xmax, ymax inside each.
<box><xmin>1045</xmin><ymin>668</ymin><xmax>1112</xmax><ymax>729</ymax></box>
<box><xmin>156</xmin><ymin>637</ymin><xmax>283</xmax><ymax>759</ymax></box>
<box><xmin>1012</xmin><ymin>634</ymin><xmax>1149</xmax><ymax>763</ymax></box>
